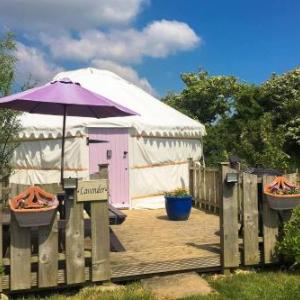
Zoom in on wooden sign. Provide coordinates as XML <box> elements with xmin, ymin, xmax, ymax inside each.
<box><xmin>77</xmin><ymin>179</ymin><xmax>108</xmax><ymax>202</ymax></box>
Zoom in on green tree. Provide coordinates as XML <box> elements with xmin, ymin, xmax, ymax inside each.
<box><xmin>163</xmin><ymin>69</ymin><xmax>296</xmax><ymax>170</ymax></box>
<box><xmin>164</xmin><ymin>70</ymin><xmax>239</xmax><ymax>124</ymax></box>
<box><xmin>260</xmin><ymin>68</ymin><xmax>300</xmax><ymax>168</ymax></box>
<box><xmin>0</xmin><ymin>32</ymin><xmax>21</xmax><ymax>177</ymax></box>
<box><xmin>162</xmin><ymin>70</ymin><xmax>241</xmax><ymax>165</ymax></box>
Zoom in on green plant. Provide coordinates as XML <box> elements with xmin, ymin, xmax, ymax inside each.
<box><xmin>0</xmin><ymin>32</ymin><xmax>21</xmax><ymax>177</ymax></box>
<box><xmin>165</xmin><ymin>188</ymin><xmax>190</xmax><ymax>197</ymax></box>
<box><xmin>276</xmin><ymin>206</ymin><xmax>300</xmax><ymax>268</ymax></box>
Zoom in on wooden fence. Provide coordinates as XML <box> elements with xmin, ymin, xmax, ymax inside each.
<box><xmin>188</xmin><ymin>159</ymin><xmax>221</xmax><ymax>214</ymax></box>
<box><xmin>0</xmin><ymin>168</ymin><xmax>110</xmax><ymax>292</ymax></box>
<box><xmin>1</xmin><ymin>160</ymin><xmax>299</xmax><ymax>292</ymax></box>
<box><xmin>189</xmin><ymin>160</ymin><xmax>300</xmax><ymax>272</ymax></box>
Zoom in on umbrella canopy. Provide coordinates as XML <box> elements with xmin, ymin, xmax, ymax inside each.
<box><xmin>0</xmin><ymin>78</ymin><xmax>136</xmax><ymax>117</ymax></box>
<box><xmin>0</xmin><ymin>78</ymin><xmax>137</xmax><ymax>184</ymax></box>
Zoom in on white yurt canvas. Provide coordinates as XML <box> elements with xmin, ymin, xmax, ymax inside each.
<box><xmin>10</xmin><ymin>68</ymin><xmax>205</xmax><ymax>208</ymax></box>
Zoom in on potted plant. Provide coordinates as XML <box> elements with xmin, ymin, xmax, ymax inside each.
<box><xmin>164</xmin><ymin>188</ymin><xmax>192</xmax><ymax>220</ymax></box>
<box><xmin>264</xmin><ymin>176</ymin><xmax>300</xmax><ymax>210</ymax></box>
<box><xmin>9</xmin><ymin>186</ymin><xmax>59</xmax><ymax>227</ymax></box>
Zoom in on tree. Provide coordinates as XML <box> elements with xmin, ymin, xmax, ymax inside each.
<box><xmin>0</xmin><ymin>32</ymin><xmax>21</xmax><ymax>177</ymax></box>
<box><xmin>162</xmin><ymin>69</ymin><xmax>297</xmax><ymax>170</ymax></box>
<box><xmin>163</xmin><ymin>70</ymin><xmax>239</xmax><ymax>124</ymax></box>
<box><xmin>260</xmin><ymin>68</ymin><xmax>300</xmax><ymax>168</ymax></box>
<box><xmin>162</xmin><ymin>70</ymin><xmax>241</xmax><ymax>165</ymax></box>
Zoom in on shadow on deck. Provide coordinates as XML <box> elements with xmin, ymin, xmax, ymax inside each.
<box><xmin>110</xmin><ymin>208</ymin><xmax>221</xmax><ymax>280</ymax></box>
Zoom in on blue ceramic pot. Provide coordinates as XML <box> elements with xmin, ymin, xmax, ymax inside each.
<box><xmin>165</xmin><ymin>195</ymin><xmax>192</xmax><ymax>221</ymax></box>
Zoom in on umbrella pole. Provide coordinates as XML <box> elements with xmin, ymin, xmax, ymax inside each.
<box><xmin>61</xmin><ymin>105</ymin><xmax>67</xmax><ymax>186</ymax></box>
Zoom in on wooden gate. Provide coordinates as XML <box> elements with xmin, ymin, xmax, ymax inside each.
<box><xmin>189</xmin><ymin>160</ymin><xmax>300</xmax><ymax>273</ymax></box>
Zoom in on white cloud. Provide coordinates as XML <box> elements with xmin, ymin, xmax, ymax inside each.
<box><xmin>15</xmin><ymin>42</ymin><xmax>64</xmax><ymax>85</ymax></box>
<box><xmin>41</xmin><ymin>20</ymin><xmax>200</xmax><ymax>63</ymax></box>
<box><xmin>0</xmin><ymin>0</ymin><xmax>147</xmax><ymax>32</ymax></box>
<box><xmin>14</xmin><ymin>42</ymin><xmax>156</xmax><ymax>96</ymax></box>
<box><xmin>91</xmin><ymin>59</ymin><xmax>156</xmax><ymax>95</ymax></box>
<box><xmin>1</xmin><ymin>1</ymin><xmax>202</xmax><ymax>94</ymax></box>
<box><xmin>143</xmin><ymin>20</ymin><xmax>201</xmax><ymax>57</ymax></box>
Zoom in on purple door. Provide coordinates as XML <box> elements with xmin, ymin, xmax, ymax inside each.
<box><xmin>88</xmin><ymin>128</ymin><xmax>129</xmax><ymax>208</ymax></box>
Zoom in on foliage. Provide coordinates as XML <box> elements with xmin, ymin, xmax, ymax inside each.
<box><xmin>234</xmin><ymin>114</ymin><xmax>290</xmax><ymax>170</ymax></box>
<box><xmin>260</xmin><ymin>68</ymin><xmax>300</xmax><ymax>168</ymax></box>
<box><xmin>0</xmin><ymin>32</ymin><xmax>16</xmax><ymax>96</ymax></box>
<box><xmin>165</xmin><ymin>187</ymin><xmax>190</xmax><ymax>197</ymax></box>
<box><xmin>164</xmin><ymin>70</ymin><xmax>239</xmax><ymax>124</ymax></box>
<box><xmin>276</xmin><ymin>206</ymin><xmax>300</xmax><ymax>267</ymax></box>
<box><xmin>0</xmin><ymin>32</ymin><xmax>21</xmax><ymax>177</ymax></box>
<box><xmin>163</xmin><ymin>68</ymin><xmax>300</xmax><ymax>170</ymax></box>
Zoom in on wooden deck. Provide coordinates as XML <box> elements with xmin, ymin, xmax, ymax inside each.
<box><xmin>110</xmin><ymin>208</ymin><xmax>221</xmax><ymax>280</ymax></box>
<box><xmin>0</xmin><ymin>207</ymin><xmax>220</xmax><ymax>290</ymax></box>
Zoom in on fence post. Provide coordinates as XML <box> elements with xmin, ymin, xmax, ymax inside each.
<box><xmin>202</xmin><ymin>166</ymin><xmax>206</xmax><ymax>210</ymax></box>
<box><xmin>262</xmin><ymin>175</ymin><xmax>279</xmax><ymax>264</ymax></box>
<box><xmin>90</xmin><ymin>164</ymin><xmax>111</xmax><ymax>282</ymax></box>
<box><xmin>64</xmin><ymin>178</ymin><xmax>85</xmax><ymax>284</ymax></box>
<box><xmin>188</xmin><ymin>158</ymin><xmax>194</xmax><ymax>197</ymax></box>
<box><xmin>220</xmin><ymin>163</ymin><xmax>240</xmax><ymax>274</ymax></box>
<box><xmin>194</xmin><ymin>163</ymin><xmax>200</xmax><ymax>207</ymax></box>
<box><xmin>10</xmin><ymin>214</ymin><xmax>31</xmax><ymax>290</ymax></box>
<box><xmin>38</xmin><ymin>213</ymin><xmax>59</xmax><ymax>288</ymax></box>
<box><xmin>242</xmin><ymin>173</ymin><xmax>259</xmax><ymax>265</ymax></box>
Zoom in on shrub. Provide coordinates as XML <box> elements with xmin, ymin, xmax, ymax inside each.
<box><xmin>165</xmin><ymin>188</ymin><xmax>190</xmax><ymax>197</ymax></box>
<box><xmin>276</xmin><ymin>206</ymin><xmax>300</xmax><ymax>268</ymax></box>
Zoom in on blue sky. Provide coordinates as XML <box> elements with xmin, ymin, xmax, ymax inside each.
<box><xmin>1</xmin><ymin>0</ymin><xmax>299</xmax><ymax>96</ymax></box>
<box><xmin>138</xmin><ymin>0</ymin><xmax>300</xmax><ymax>94</ymax></box>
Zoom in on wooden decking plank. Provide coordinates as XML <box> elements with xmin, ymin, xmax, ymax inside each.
<box><xmin>1</xmin><ymin>255</ymin><xmax>221</xmax><ymax>290</ymax></box>
<box><xmin>111</xmin><ymin>255</ymin><xmax>221</xmax><ymax>278</ymax></box>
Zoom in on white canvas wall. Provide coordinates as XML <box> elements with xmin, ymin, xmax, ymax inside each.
<box><xmin>10</xmin><ymin>135</ymin><xmax>89</xmax><ymax>185</ymax></box>
<box><xmin>128</xmin><ymin>135</ymin><xmax>202</xmax><ymax>200</ymax></box>
<box><xmin>10</xmin><ymin>132</ymin><xmax>202</xmax><ymax>207</ymax></box>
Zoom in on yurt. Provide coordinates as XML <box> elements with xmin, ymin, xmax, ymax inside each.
<box><xmin>10</xmin><ymin>68</ymin><xmax>206</xmax><ymax>209</ymax></box>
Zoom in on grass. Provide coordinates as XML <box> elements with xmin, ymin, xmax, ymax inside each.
<box><xmin>16</xmin><ymin>283</ymin><xmax>153</xmax><ymax>300</ymax></box>
<box><xmin>16</xmin><ymin>270</ymin><xmax>300</xmax><ymax>300</ymax></box>
<box><xmin>186</xmin><ymin>270</ymin><xmax>300</xmax><ymax>300</ymax></box>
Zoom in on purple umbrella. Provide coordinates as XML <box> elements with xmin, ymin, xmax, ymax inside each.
<box><xmin>0</xmin><ymin>78</ymin><xmax>137</xmax><ymax>184</ymax></box>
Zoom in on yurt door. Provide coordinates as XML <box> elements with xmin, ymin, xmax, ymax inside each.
<box><xmin>88</xmin><ymin>128</ymin><xmax>129</xmax><ymax>208</ymax></box>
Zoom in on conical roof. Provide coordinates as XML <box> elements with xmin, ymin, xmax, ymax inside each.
<box><xmin>19</xmin><ymin>68</ymin><xmax>205</xmax><ymax>139</ymax></box>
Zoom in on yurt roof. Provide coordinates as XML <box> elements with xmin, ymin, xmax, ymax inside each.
<box><xmin>18</xmin><ymin>68</ymin><xmax>206</xmax><ymax>139</ymax></box>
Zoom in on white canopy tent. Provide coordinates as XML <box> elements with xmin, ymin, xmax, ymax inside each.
<box><xmin>10</xmin><ymin>68</ymin><xmax>205</xmax><ymax>208</ymax></box>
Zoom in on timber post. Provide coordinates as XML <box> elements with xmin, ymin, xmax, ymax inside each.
<box><xmin>188</xmin><ymin>158</ymin><xmax>194</xmax><ymax>197</ymax></box>
<box><xmin>64</xmin><ymin>178</ymin><xmax>85</xmax><ymax>284</ymax></box>
<box><xmin>220</xmin><ymin>163</ymin><xmax>240</xmax><ymax>274</ymax></box>
<box><xmin>91</xmin><ymin>164</ymin><xmax>111</xmax><ymax>282</ymax></box>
